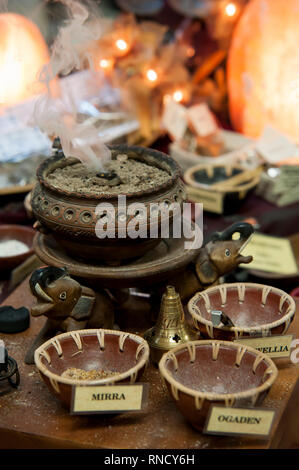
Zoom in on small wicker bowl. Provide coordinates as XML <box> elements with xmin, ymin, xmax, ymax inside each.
<box><xmin>159</xmin><ymin>340</ymin><xmax>278</xmax><ymax>431</ymax></box>
<box><xmin>34</xmin><ymin>329</ymin><xmax>150</xmax><ymax>409</ymax></box>
<box><xmin>188</xmin><ymin>283</ymin><xmax>296</xmax><ymax>341</ymax></box>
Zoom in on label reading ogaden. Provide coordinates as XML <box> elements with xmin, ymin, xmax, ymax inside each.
<box><xmin>234</xmin><ymin>335</ymin><xmax>294</xmax><ymax>359</ymax></box>
<box><xmin>204</xmin><ymin>406</ymin><xmax>275</xmax><ymax>438</ymax></box>
<box><xmin>71</xmin><ymin>383</ymin><xmax>149</xmax><ymax>415</ymax></box>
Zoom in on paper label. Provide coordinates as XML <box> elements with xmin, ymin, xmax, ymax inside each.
<box><xmin>255</xmin><ymin>126</ymin><xmax>299</xmax><ymax>164</ymax></box>
<box><xmin>186</xmin><ymin>185</ymin><xmax>223</xmax><ymax>214</ymax></box>
<box><xmin>240</xmin><ymin>233</ymin><xmax>298</xmax><ymax>275</ymax></box>
<box><xmin>234</xmin><ymin>335</ymin><xmax>294</xmax><ymax>359</ymax></box>
<box><xmin>205</xmin><ymin>406</ymin><xmax>275</xmax><ymax>437</ymax></box>
<box><xmin>187</xmin><ymin>103</ymin><xmax>218</xmax><ymax>137</ymax></box>
<box><xmin>162</xmin><ymin>99</ymin><xmax>188</xmax><ymax>141</ymax></box>
<box><xmin>71</xmin><ymin>383</ymin><xmax>148</xmax><ymax>415</ymax></box>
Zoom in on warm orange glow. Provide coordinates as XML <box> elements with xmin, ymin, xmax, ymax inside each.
<box><xmin>172</xmin><ymin>90</ymin><xmax>184</xmax><ymax>102</ymax></box>
<box><xmin>99</xmin><ymin>58</ymin><xmax>114</xmax><ymax>71</ymax></box>
<box><xmin>187</xmin><ymin>47</ymin><xmax>195</xmax><ymax>58</ymax></box>
<box><xmin>115</xmin><ymin>38</ymin><xmax>128</xmax><ymax>51</ymax></box>
<box><xmin>228</xmin><ymin>0</ymin><xmax>299</xmax><ymax>143</ymax></box>
<box><xmin>0</xmin><ymin>13</ymin><xmax>50</xmax><ymax>107</ymax></box>
<box><xmin>146</xmin><ymin>69</ymin><xmax>158</xmax><ymax>82</ymax></box>
<box><xmin>225</xmin><ymin>2</ymin><xmax>237</xmax><ymax>17</ymax></box>
<box><xmin>99</xmin><ymin>59</ymin><xmax>109</xmax><ymax>68</ymax></box>
<box><xmin>163</xmin><ymin>94</ymin><xmax>171</xmax><ymax>105</ymax></box>
<box><xmin>163</xmin><ymin>89</ymin><xmax>186</xmax><ymax>105</ymax></box>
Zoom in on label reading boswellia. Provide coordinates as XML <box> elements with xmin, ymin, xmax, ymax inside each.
<box><xmin>234</xmin><ymin>335</ymin><xmax>293</xmax><ymax>359</ymax></box>
<box><xmin>71</xmin><ymin>383</ymin><xmax>148</xmax><ymax>415</ymax></box>
<box><xmin>204</xmin><ymin>406</ymin><xmax>275</xmax><ymax>437</ymax></box>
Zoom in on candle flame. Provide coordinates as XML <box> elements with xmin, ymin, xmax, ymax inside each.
<box><xmin>173</xmin><ymin>90</ymin><xmax>184</xmax><ymax>102</ymax></box>
<box><xmin>146</xmin><ymin>69</ymin><xmax>158</xmax><ymax>82</ymax></box>
<box><xmin>115</xmin><ymin>38</ymin><xmax>128</xmax><ymax>51</ymax></box>
<box><xmin>99</xmin><ymin>58</ymin><xmax>114</xmax><ymax>70</ymax></box>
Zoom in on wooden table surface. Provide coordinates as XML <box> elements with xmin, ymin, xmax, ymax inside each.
<box><xmin>0</xmin><ymin>279</ymin><xmax>299</xmax><ymax>449</ymax></box>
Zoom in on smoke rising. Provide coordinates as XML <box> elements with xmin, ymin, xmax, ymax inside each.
<box><xmin>34</xmin><ymin>0</ymin><xmax>111</xmax><ymax>170</ymax></box>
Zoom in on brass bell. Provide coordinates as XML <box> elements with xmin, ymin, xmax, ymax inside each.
<box><xmin>144</xmin><ymin>285</ymin><xmax>199</xmax><ymax>364</ymax></box>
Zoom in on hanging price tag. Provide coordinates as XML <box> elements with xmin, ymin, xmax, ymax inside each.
<box><xmin>162</xmin><ymin>99</ymin><xmax>188</xmax><ymax>141</ymax></box>
<box><xmin>187</xmin><ymin>103</ymin><xmax>219</xmax><ymax>137</ymax></box>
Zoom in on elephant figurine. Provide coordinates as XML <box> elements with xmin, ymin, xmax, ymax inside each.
<box><xmin>150</xmin><ymin>222</ymin><xmax>254</xmax><ymax>307</ymax></box>
<box><xmin>25</xmin><ymin>266</ymin><xmax>115</xmax><ymax>364</ymax></box>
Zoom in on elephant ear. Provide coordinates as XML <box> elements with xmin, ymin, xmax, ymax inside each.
<box><xmin>70</xmin><ymin>286</ymin><xmax>95</xmax><ymax>321</ymax></box>
<box><xmin>195</xmin><ymin>249</ymin><xmax>219</xmax><ymax>285</ymax></box>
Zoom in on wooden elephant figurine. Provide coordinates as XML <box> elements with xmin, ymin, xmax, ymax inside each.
<box><xmin>25</xmin><ymin>266</ymin><xmax>115</xmax><ymax>364</ymax></box>
<box><xmin>150</xmin><ymin>222</ymin><xmax>254</xmax><ymax>306</ymax></box>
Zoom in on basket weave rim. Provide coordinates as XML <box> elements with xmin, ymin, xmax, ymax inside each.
<box><xmin>159</xmin><ymin>339</ymin><xmax>278</xmax><ymax>402</ymax></box>
<box><xmin>34</xmin><ymin>328</ymin><xmax>150</xmax><ymax>386</ymax></box>
<box><xmin>188</xmin><ymin>282</ymin><xmax>296</xmax><ymax>334</ymax></box>
<box><xmin>184</xmin><ymin>163</ymin><xmax>260</xmax><ymax>193</ymax></box>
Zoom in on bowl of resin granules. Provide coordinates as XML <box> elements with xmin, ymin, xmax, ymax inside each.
<box><xmin>159</xmin><ymin>340</ymin><xmax>278</xmax><ymax>431</ymax></box>
<box><xmin>0</xmin><ymin>224</ymin><xmax>35</xmax><ymax>270</ymax></box>
<box><xmin>31</xmin><ymin>144</ymin><xmax>186</xmax><ymax>263</ymax></box>
<box><xmin>34</xmin><ymin>329</ymin><xmax>149</xmax><ymax>409</ymax></box>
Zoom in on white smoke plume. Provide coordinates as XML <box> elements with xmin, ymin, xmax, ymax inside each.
<box><xmin>34</xmin><ymin>0</ymin><xmax>111</xmax><ymax>170</ymax></box>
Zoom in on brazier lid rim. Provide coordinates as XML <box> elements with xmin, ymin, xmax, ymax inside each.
<box><xmin>36</xmin><ymin>144</ymin><xmax>183</xmax><ymax>201</ymax></box>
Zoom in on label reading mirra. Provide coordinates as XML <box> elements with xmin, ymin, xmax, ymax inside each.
<box><xmin>71</xmin><ymin>383</ymin><xmax>148</xmax><ymax>415</ymax></box>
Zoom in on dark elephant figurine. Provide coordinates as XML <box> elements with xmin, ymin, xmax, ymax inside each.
<box><xmin>25</xmin><ymin>266</ymin><xmax>115</xmax><ymax>364</ymax></box>
<box><xmin>151</xmin><ymin>222</ymin><xmax>254</xmax><ymax>306</ymax></box>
